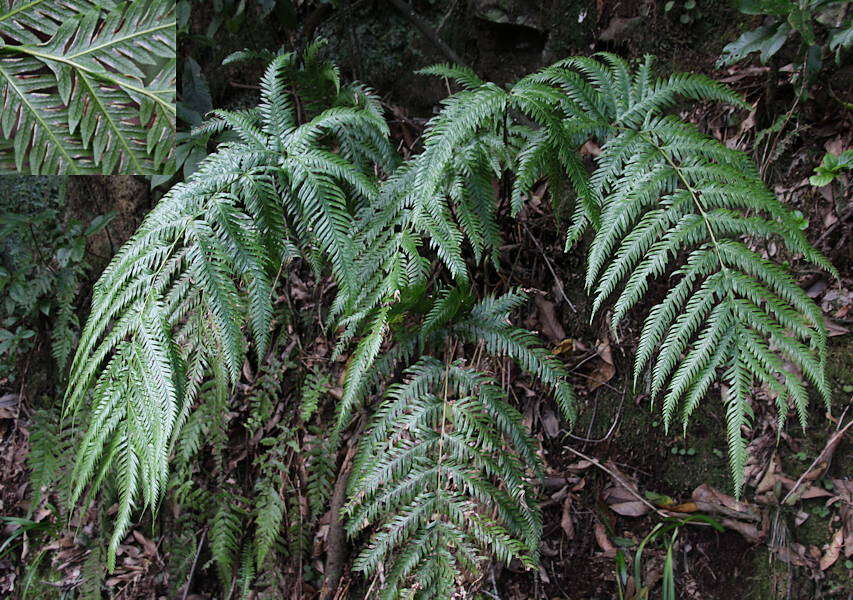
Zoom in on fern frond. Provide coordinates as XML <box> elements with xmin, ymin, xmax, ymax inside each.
<box><xmin>27</xmin><ymin>408</ymin><xmax>65</xmax><ymax>511</ymax></box>
<box><xmin>406</xmin><ymin>74</ymin><xmax>511</xmax><ymax>279</ymax></box>
<box><xmin>417</xmin><ymin>63</ymin><xmax>485</xmax><ymax>90</ymax></box>
<box><xmin>0</xmin><ymin>0</ymin><xmax>116</xmax><ymax>44</ymax></box>
<box><xmin>300</xmin><ymin>368</ymin><xmax>329</xmax><ymax>422</ymax></box>
<box><xmin>253</xmin><ymin>479</ymin><xmax>284</xmax><ymax>569</ymax></box>
<box><xmin>452</xmin><ymin>291</ymin><xmax>577</xmax><ymax>422</ymax></box>
<box><xmin>528</xmin><ymin>54</ymin><xmax>833</xmax><ymax>495</ymax></box>
<box><xmin>210</xmin><ymin>495</ymin><xmax>245</xmax><ymax>586</ymax></box>
<box><xmin>64</xmin><ymin>52</ymin><xmax>394</xmax><ymax>568</ymax></box>
<box><xmin>346</xmin><ymin>358</ymin><xmax>541</xmax><ymax>599</ymax></box>
<box><xmin>0</xmin><ymin>0</ymin><xmax>176</xmax><ymax>173</ymax></box>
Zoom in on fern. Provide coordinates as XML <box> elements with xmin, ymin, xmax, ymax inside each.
<box><xmin>76</xmin><ymin>542</ymin><xmax>105</xmax><ymax>599</ymax></box>
<box><xmin>27</xmin><ymin>408</ymin><xmax>64</xmax><ymax>512</ymax></box>
<box><xmin>300</xmin><ymin>368</ymin><xmax>330</xmax><ymax>423</ymax></box>
<box><xmin>307</xmin><ymin>433</ymin><xmax>336</xmax><ymax>517</ymax></box>
<box><xmin>0</xmin><ymin>0</ymin><xmax>175</xmax><ymax>174</ymax></box>
<box><xmin>63</xmin><ymin>50</ymin><xmax>392</xmax><ymax>568</ymax></box>
<box><xmin>346</xmin><ymin>358</ymin><xmax>541</xmax><ymax>599</ymax></box>
<box><xmin>210</xmin><ymin>493</ymin><xmax>245</xmax><ymax>586</ymax></box>
<box><xmin>514</xmin><ymin>54</ymin><xmax>834</xmax><ymax>493</ymax></box>
<box><xmin>419</xmin><ymin>53</ymin><xmax>832</xmax><ymax>494</ymax></box>
<box><xmin>253</xmin><ymin>476</ymin><xmax>284</xmax><ymax>569</ymax></box>
<box><xmin>63</xmin><ymin>47</ymin><xmax>835</xmax><ymax>598</ymax></box>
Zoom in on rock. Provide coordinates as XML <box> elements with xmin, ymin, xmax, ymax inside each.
<box><xmin>472</xmin><ymin>0</ymin><xmax>545</xmax><ymax>31</ymax></box>
<box><xmin>598</xmin><ymin>16</ymin><xmax>642</xmax><ymax>42</ymax></box>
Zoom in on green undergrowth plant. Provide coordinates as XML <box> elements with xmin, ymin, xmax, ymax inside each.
<box><xmin>0</xmin><ymin>177</ymin><xmax>114</xmax><ymax>382</ymax></box>
<box><xmin>614</xmin><ymin>515</ymin><xmax>724</xmax><ymax>600</ymax></box>
<box><xmin>62</xmin><ymin>44</ymin><xmax>835</xmax><ymax>598</ymax></box>
<box><xmin>809</xmin><ymin>148</ymin><xmax>852</xmax><ymax>186</ymax></box>
<box><xmin>718</xmin><ymin>0</ymin><xmax>852</xmax><ymax>89</ymax></box>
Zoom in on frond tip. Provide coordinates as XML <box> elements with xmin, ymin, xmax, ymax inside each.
<box><xmin>346</xmin><ymin>358</ymin><xmax>542</xmax><ymax>599</ymax></box>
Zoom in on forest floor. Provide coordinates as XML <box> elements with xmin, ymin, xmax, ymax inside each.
<box><xmin>1</xmin><ymin>1</ymin><xmax>852</xmax><ymax>599</ymax></box>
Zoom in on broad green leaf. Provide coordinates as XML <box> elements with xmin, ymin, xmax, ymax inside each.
<box><xmin>828</xmin><ymin>24</ymin><xmax>853</xmax><ymax>51</ymax></box>
<box><xmin>717</xmin><ymin>23</ymin><xmax>792</xmax><ymax>66</ymax></box>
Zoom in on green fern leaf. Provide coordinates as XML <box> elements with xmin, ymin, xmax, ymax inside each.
<box><xmin>0</xmin><ymin>0</ymin><xmax>175</xmax><ymax>173</ymax></box>
<box><xmin>253</xmin><ymin>480</ymin><xmax>284</xmax><ymax>569</ymax></box>
<box><xmin>210</xmin><ymin>497</ymin><xmax>244</xmax><ymax>586</ymax></box>
<box><xmin>526</xmin><ymin>54</ymin><xmax>834</xmax><ymax>495</ymax></box>
<box><xmin>64</xmin><ymin>49</ymin><xmax>394</xmax><ymax>571</ymax></box>
<box><xmin>346</xmin><ymin>358</ymin><xmax>541</xmax><ymax>599</ymax></box>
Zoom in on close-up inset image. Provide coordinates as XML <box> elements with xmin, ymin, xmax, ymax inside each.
<box><xmin>0</xmin><ymin>0</ymin><xmax>175</xmax><ymax>174</ymax></box>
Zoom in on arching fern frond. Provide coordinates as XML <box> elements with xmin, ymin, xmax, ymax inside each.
<box><xmin>523</xmin><ymin>53</ymin><xmax>835</xmax><ymax>494</ymax></box>
<box><xmin>345</xmin><ymin>358</ymin><xmax>541</xmax><ymax>599</ymax></box>
<box><xmin>64</xmin><ymin>53</ymin><xmax>394</xmax><ymax>568</ymax></box>
<box><xmin>403</xmin><ymin>75</ymin><xmax>511</xmax><ymax>280</ymax></box>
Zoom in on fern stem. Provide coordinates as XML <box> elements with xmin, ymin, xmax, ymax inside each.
<box><xmin>435</xmin><ymin>342</ymin><xmax>456</xmax><ymax>493</ymax></box>
<box><xmin>7</xmin><ymin>45</ymin><xmax>177</xmax><ymax>117</ymax></box>
<box><xmin>639</xmin><ymin>130</ymin><xmax>728</xmax><ymax>275</ymax></box>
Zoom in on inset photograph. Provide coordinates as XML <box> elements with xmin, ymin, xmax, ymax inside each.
<box><xmin>0</xmin><ymin>0</ymin><xmax>175</xmax><ymax>174</ymax></box>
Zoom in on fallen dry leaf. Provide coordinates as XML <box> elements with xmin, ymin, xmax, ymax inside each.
<box><xmin>540</xmin><ymin>405</ymin><xmax>560</xmax><ymax>438</ymax></box>
<box><xmin>588</xmin><ymin>337</ymin><xmax>616</xmax><ymax>391</ymax></box>
<box><xmin>829</xmin><ymin>478</ymin><xmax>853</xmax><ymax>558</ymax></box>
<box><xmin>692</xmin><ymin>484</ymin><xmax>758</xmax><ymax>518</ymax></box>
<box><xmin>688</xmin><ymin>484</ymin><xmax>762</xmax><ymax>529</ymax></box>
<box><xmin>567</xmin><ymin>459</ymin><xmax>593</xmax><ymax>472</ymax></box>
<box><xmin>603</xmin><ymin>461</ymin><xmax>652</xmax><ymax>517</ymax></box>
<box><xmin>756</xmin><ymin>453</ymin><xmax>783</xmax><ymax>496</ymax></box>
<box><xmin>820</xmin><ymin>529</ymin><xmax>844</xmax><ymax>570</ymax></box>
<box><xmin>594</xmin><ymin>522</ymin><xmax>616</xmax><ymax>557</ymax></box>
<box><xmin>720</xmin><ymin>518</ymin><xmax>762</xmax><ymax>544</ymax></box>
<box><xmin>667</xmin><ymin>501</ymin><xmax>699</xmax><ymax>513</ymax></box>
<box><xmin>560</xmin><ymin>494</ymin><xmax>575</xmax><ymax>539</ymax></box>
<box><xmin>0</xmin><ymin>394</ymin><xmax>18</xmax><ymax>419</ymax></box>
<box><xmin>826</xmin><ymin>319</ymin><xmax>850</xmax><ymax>336</ymax></box>
<box><xmin>535</xmin><ymin>296</ymin><xmax>566</xmax><ymax>344</ymax></box>
<box><xmin>610</xmin><ymin>500</ymin><xmax>650</xmax><ymax>517</ymax></box>
<box><xmin>774</xmin><ymin>542</ymin><xmax>816</xmax><ymax>568</ymax></box>
<box><xmin>552</xmin><ymin>337</ymin><xmax>573</xmax><ymax>355</ymax></box>
<box><xmin>598</xmin><ymin>16</ymin><xmax>641</xmax><ymax>41</ymax></box>
<box><xmin>132</xmin><ymin>530</ymin><xmax>157</xmax><ymax>558</ymax></box>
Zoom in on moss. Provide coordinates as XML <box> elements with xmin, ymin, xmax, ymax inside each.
<box><xmin>745</xmin><ymin>547</ymin><xmax>789</xmax><ymax>600</ymax></box>
<box><xmin>565</xmin><ymin>371</ymin><xmax>733</xmax><ymax>499</ymax></box>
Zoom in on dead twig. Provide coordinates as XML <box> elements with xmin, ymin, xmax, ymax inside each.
<box><xmin>782</xmin><ymin>418</ymin><xmax>851</xmax><ymax>505</ymax></box>
<box><xmin>181</xmin><ymin>528</ymin><xmax>207</xmax><ymax>600</ymax></box>
<box><xmin>387</xmin><ymin>0</ymin><xmax>469</xmax><ymax>69</ymax></box>
<box><xmin>319</xmin><ymin>442</ymin><xmax>358</xmax><ymax>600</ymax></box>
<box><xmin>522</xmin><ymin>222</ymin><xmax>577</xmax><ymax>312</ymax></box>
<box><xmin>564</xmin><ymin>446</ymin><xmax>668</xmax><ymax>517</ymax></box>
